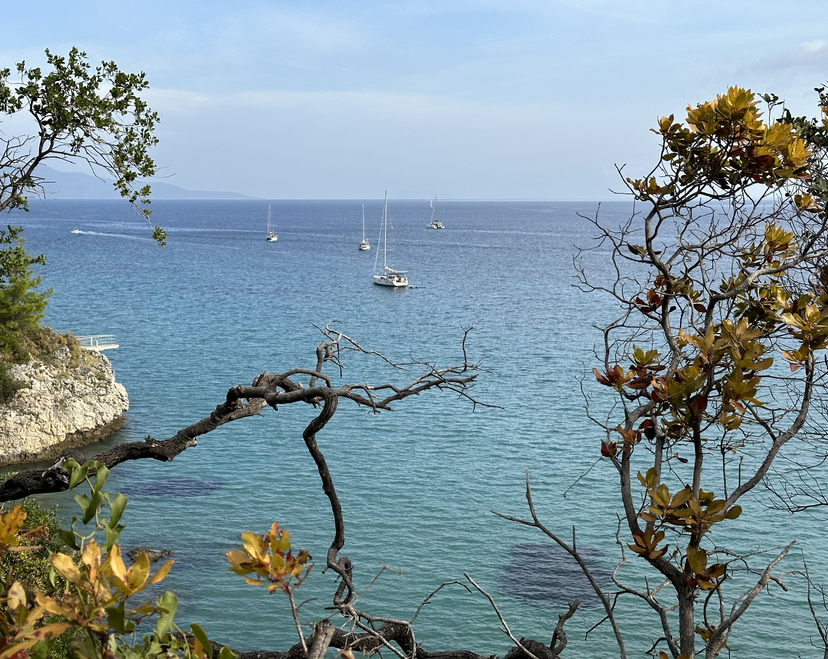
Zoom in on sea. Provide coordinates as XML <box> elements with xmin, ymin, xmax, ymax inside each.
<box><xmin>4</xmin><ymin>198</ymin><xmax>826</xmax><ymax>657</ymax></box>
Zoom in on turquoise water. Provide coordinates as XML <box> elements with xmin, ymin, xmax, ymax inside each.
<box><xmin>7</xmin><ymin>199</ymin><xmax>826</xmax><ymax>656</ymax></box>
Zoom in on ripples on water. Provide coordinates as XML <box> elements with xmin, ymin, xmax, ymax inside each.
<box><xmin>6</xmin><ymin>199</ymin><xmax>825</xmax><ymax>656</ymax></box>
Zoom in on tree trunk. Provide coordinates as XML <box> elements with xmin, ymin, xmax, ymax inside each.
<box><xmin>678</xmin><ymin>591</ymin><xmax>696</xmax><ymax>658</ymax></box>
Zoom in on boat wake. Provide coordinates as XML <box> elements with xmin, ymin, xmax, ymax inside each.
<box><xmin>71</xmin><ymin>230</ymin><xmax>156</xmax><ymax>241</ymax></box>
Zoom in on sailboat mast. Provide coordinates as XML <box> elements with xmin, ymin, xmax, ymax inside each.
<box><xmin>362</xmin><ymin>203</ymin><xmax>365</xmax><ymax>241</ymax></box>
<box><xmin>383</xmin><ymin>191</ymin><xmax>388</xmax><ymax>270</ymax></box>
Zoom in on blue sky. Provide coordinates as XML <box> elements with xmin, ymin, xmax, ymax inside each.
<box><xmin>3</xmin><ymin>1</ymin><xmax>828</xmax><ymax>199</ymax></box>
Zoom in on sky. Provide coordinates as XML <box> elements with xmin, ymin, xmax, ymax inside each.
<box><xmin>2</xmin><ymin>1</ymin><xmax>828</xmax><ymax>200</ymax></box>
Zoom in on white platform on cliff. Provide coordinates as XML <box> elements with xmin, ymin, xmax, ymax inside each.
<box><xmin>77</xmin><ymin>335</ymin><xmax>119</xmax><ymax>351</ymax></box>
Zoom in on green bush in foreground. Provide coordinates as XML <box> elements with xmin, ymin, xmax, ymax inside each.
<box><xmin>0</xmin><ymin>460</ymin><xmax>241</xmax><ymax>659</ymax></box>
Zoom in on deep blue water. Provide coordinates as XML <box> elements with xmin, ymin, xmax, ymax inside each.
<box><xmin>5</xmin><ymin>199</ymin><xmax>826</xmax><ymax>657</ymax></box>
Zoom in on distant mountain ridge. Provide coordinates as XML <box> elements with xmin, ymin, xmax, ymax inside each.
<box><xmin>35</xmin><ymin>166</ymin><xmax>253</xmax><ymax>200</ymax></box>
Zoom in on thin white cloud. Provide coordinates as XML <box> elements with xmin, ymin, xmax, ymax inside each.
<box><xmin>754</xmin><ymin>39</ymin><xmax>828</xmax><ymax>74</ymax></box>
<box><xmin>146</xmin><ymin>86</ymin><xmax>562</xmax><ymax>123</ymax></box>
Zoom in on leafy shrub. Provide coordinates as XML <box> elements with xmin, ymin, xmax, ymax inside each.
<box><xmin>0</xmin><ymin>361</ymin><xmax>25</xmax><ymax>403</ymax></box>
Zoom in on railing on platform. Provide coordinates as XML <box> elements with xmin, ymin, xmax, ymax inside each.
<box><xmin>76</xmin><ymin>335</ymin><xmax>119</xmax><ymax>351</ymax></box>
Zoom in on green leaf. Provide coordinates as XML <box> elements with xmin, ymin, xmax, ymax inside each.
<box><xmin>686</xmin><ymin>546</ymin><xmax>707</xmax><ymax>574</ymax></box>
<box><xmin>93</xmin><ymin>463</ymin><xmax>109</xmax><ymax>493</ymax></box>
<box><xmin>156</xmin><ymin>591</ymin><xmax>178</xmax><ymax>637</ymax></box>
<box><xmin>219</xmin><ymin>647</ymin><xmax>237</xmax><ymax>659</ymax></box>
<box><xmin>725</xmin><ymin>505</ymin><xmax>742</xmax><ymax>520</ymax></box>
<box><xmin>705</xmin><ymin>499</ymin><xmax>726</xmax><ymax>516</ymax></box>
<box><xmin>670</xmin><ymin>486</ymin><xmax>693</xmax><ymax>508</ymax></box>
<box><xmin>82</xmin><ymin>490</ymin><xmax>103</xmax><ymax>525</ymax></box>
<box><xmin>74</xmin><ymin>494</ymin><xmax>90</xmax><ymax>518</ymax></box>
<box><xmin>56</xmin><ymin>527</ymin><xmax>79</xmax><ymax>551</ymax></box>
<box><xmin>66</xmin><ymin>460</ymin><xmax>86</xmax><ymax>490</ymax></box>
<box><xmin>652</xmin><ymin>483</ymin><xmax>670</xmax><ymax>507</ymax></box>
<box><xmin>191</xmin><ymin>623</ymin><xmax>213</xmax><ymax>659</ymax></box>
<box><xmin>104</xmin><ymin>521</ymin><xmax>120</xmax><ymax>552</ymax></box>
<box><xmin>106</xmin><ymin>600</ymin><xmax>126</xmax><ymax>634</ymax></box>
<box><xmin>109</xmin><ymin>492</ymin><xmax>128</xmax><ymax>527</ymax></box>
<box><xmin>74</xmin><ymin>636</ymin><xmax>97</xmax><ymax>659</ymax></box>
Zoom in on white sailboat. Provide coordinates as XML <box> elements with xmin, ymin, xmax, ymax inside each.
<box><xmin>373</xmin><ymin>192</ymin><xmax>408</xmax><ymax>287</ymax></box>
<box><xmin>427</xmin><ymin>195</ymin><xmax>444</xmax><ymax>229</ymax></box>
<box><xmin>359</xmin><ymin>203</ymin><xmax>370</xmax><ymax>251</ymax></box>
<box><xmin>266</xmin><ymin>203</ymin><xmax>278</xmax><ymax>242</ymax></box>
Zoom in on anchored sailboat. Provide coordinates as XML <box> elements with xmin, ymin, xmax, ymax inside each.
<box><xmin>359</xmin><ymin>203</ymin><xmax>370</xmax><ymax>251</ymax></box>
<box><xmin>427</xmin><ymin>195</ymin><xmax>444</xmax><ymax>229</ymax></box>
<box><xmin>266</xmin><ymin>203</ymin><xmax>278</xmax><ymax>242</ymax></box>
<box><xmin>372</xmin><ymin>192</ymin><xmax>408</xmax><ymax>287</ymax></box>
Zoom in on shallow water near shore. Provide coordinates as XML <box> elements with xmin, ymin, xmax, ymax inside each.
<box><xmin>7</xmin><ymin>198</ymin><xmax>828</xmax><ymax>657</ymax></box>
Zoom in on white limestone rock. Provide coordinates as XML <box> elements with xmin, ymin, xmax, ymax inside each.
<box><xmin>0</xmin><ymin>347</ymin><xmax>128</xmax><ymax>466</ymax></box>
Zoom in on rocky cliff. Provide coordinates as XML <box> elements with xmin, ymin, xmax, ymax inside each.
<box><xmin>0</xmin><ymin>346</ymin><xmax>128</xmax><ymax>466</ymax></box>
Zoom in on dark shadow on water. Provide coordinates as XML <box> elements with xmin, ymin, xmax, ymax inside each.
<box><xmin>117</xmin><ymin>477</ymin><xmax>225</xmax><ymax>498</ymax></box>
<box><xmin>500</xmin><ymin>543</ymin><xmax>612</xmax><ymax>608</ymax></box>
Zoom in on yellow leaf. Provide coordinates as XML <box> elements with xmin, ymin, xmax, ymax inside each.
<box><xmin>30</xmin><ymin>622</ymin><xmax>70</xmax><ymax>640</ymax></box>
<box><xmin>7</xmin><ymin>581</ymin><xmax>27</xmax><ymax>610</ymax></box>
<box><xmin>670</xmin><ymin>486</ymin><xmax>693</xmax><ymax>508</ymax></box>
<box><xmin>81</xmin><ymin>541</ymin><xmax>102</xmax><ymax>581</ymax></box>
<box><xmin>273</xmin><ymin>530</ymin><xmax>292</xmax><ymax>554</ymax></box>
<box><xmin>0</xmin><ymin>505</ymin><xmax>27</xmax><ymax>548</ymax></box>
<box><xmin>148</xmin><ymin>559</ymin><xmax>174</xmax><ymax>585</ymax></box>
<box><xmin>271</xmin><ymin>552</ymin><xmax>286</xmax><ymax>573</ymax></box>
<box><xmin>226</xmin><ymin>550</ymin><xmax>249</xmax><ymax>569</ymax></box>
<box><xmin>51</xmin><ymin>553</ymin><xmax>81</xmax><ymax>582</ymax></box>
<box><xmin>241</xmin><ymin>532</ymin><xmax>267</xmax><ymax>561</ymax></box>
<box><xmin>0</xmin><ymin>640</ymin><xmax>39</xmax><ymax>659</ymax></box>
<box><xmin>34</xmin><ymin>592</ymin><xmax>75</xmax><ymax>619</ymax></box>
<box><xmin>105</xmin><ymin>544</ymin><xmax>127</xmax><ymax>583</ymax></box>
<box><xmin>126</xmin><ymin>552</ymin><xmax>150</xmax><ymax>592</ymax></box>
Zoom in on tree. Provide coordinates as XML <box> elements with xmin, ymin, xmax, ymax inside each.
<box><xmin>0</xmin><ymin>226</ymin><xmax>49</xmax><ymax>340</ymax></box>
<box><xmin>0</xmin><ymin>47</ymin><xmax>163</xmax><ymax>399</ymax></box>
<box><xmin>0</xmin><ymin>225</ymin><xmax>50</xmax><ymax>402</ymax></box>
<box><xmin>0</xmin><ymin>48</ymin><xmax>165</xmax><ymax>244</ymax></box>
<box><xmin>496</xmin><ymin>86</ymin><xmax>828</xmax><ymax>658</ymax></box>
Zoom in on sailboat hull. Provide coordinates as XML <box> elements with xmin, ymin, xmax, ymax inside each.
<box><xmin>373</xmin><ymin>274</ymin><xmax>408</xmax><ymax>287</ymax></box>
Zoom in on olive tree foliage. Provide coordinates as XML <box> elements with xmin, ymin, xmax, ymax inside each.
<box><xmin>0</xmin><ymin>48</ymin><xmax>165</xmax><ymax>245</ymax></box>
<box><xmin>512</xmin><ymin>87</ymin><xmax>828</xmax><ymax>659</ymax></box>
